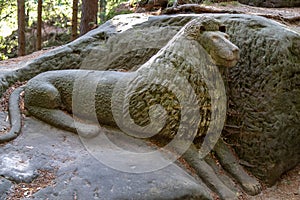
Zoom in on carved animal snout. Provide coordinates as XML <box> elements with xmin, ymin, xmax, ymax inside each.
<box><xmin>226</xmin><ymin>42</ymin><xmax>240</xmax><ymax>62</ymax></box>
<box><xmin>199</xmin><ymin>31</ymin><xmax>240</xmax><ymax>67</ymax></box>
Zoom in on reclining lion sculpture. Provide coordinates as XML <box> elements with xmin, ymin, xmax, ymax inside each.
<box><xmin>1</xmin><ymin>16</ymin><xmax>262</xmax><ymax>199</ymax></box>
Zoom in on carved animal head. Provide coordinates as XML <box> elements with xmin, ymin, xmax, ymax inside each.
<box><xmin>184</xmin><ymin>16</ymin><xmax>240</xmax><ymax>67</ymax></box>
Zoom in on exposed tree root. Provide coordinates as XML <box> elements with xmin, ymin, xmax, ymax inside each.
<box><xmin>164</xmin><ymin>4</ymin><xmax>300</xmax><ymax>25</ymax></box>
<box><xmin>164</xmin><ymin>4</ymin><xmax>241</xmax><ymax>14</ymax></box>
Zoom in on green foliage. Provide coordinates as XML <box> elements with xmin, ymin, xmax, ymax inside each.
<box><xmin>202</xmin><ymin>0</ymin><xmax>214</xmax><ymax>5</ymax></box>
<box><xmin>0</xmin><ymin>0</ymin><xmax>18</xmax><ymax>59</ymax></box>
<box><xmin>42</xmin><ymin>0</ymin><xmax>73</xmax><ymax>28</ymax></box>
<box><xmin>168</xmin><ymin>0</ymin><xmax>176</xmax><ymax>6</ymax></box>
<box><xmin>0</xmin><ymin>0</ymin><xmax>75</xmax><ymax>60</ymax></box>
<box><xmin>0</xmin><ymin>0</ymin><xmax>17</xmax><ymax>37</ymax></box>
<box><xmin>129</xmin><ymin>0</ymin><xmax>139</xmax><ymax>7</ymax></box>
<box><xmin>106</xmin><ymin>0</ymin><xmax>133</xmax><ymax>21</ymax></box>
<box><xmin>0</xmin><ymin>0</ymin><xmax>137</xmax><ymax>60</ymax></box>
<box><xmin>0</xmin><ymin>32</ymin><xmax>18</xmax><ymax>60</ymax></box>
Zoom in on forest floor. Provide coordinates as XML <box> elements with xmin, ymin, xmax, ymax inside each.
<box><xmin>0</xmin><ymin>2</ymin><xmax>299</xmax><ymax>200</ymax></box>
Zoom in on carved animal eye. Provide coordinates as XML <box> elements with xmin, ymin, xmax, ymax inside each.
<box><xmin>212</xmin><ymin>35</ymin><xmax>219</xmax><ymax>41</ymax></box>
<box><xmin>219</xmin><ymin>25</ymin><xmax>226</xmax><ymax>33</ymax></box>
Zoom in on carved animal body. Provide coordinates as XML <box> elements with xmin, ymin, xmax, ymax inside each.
<box><xmin>3</xmin><ymin>16</ymin><xmax>262</xmax><ymax>199</ymax></box>
<box><xmin>13</xmin><ymin>16</ymin><xmax>240</xmax><ymax>141</ymax></box>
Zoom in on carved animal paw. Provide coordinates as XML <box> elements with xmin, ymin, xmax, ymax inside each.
<box><xmin>240</xmin><ymin>175</ymin><xmax>262</xmax><ymax>196</ymax></box>
<box><xmin>217</xmin><ymin>187</ymin><xmax>239</xmax><ymax>200</ymax></box>
<box><xmin>76</xmin><ymin>123</ymin><xmax>101</xmax><ymax>139</ymax></box>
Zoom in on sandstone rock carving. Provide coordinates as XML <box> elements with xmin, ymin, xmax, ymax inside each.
<box><xmin>1</xmin><ymin>16</ymin><xmax>262</xmax><ymax>199</ymax></box>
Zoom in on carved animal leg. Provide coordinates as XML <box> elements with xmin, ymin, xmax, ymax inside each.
<box><xmin>213</xmin><ymin>139</ymin><xmax>262</xmax><ymax>195</ymax></box>
<box><xmin>25</xmin><ymin>82</ymin><xmax>100</xmax><ymax>138</ymax></box>
<box><xmin>27</xmin><ymin>106</ymin><xmax>100</xmax><ymax>138</ymax></box>
<box><xmin>204</xmin><ymin>154</ymin><xmax>239</xmax><ymax>193</ymax></box>
<box><xmin>182</xmin><ymin>144</ymin><xmax>239</xmax><ymax>200</ymax></box>
<box><xmin>27</xmin><ymin>106</ymin><xmax>76</xmax><ymax>132</ymax></box>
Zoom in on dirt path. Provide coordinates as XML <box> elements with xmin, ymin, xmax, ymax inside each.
<box><xmin>0</xmin><ymin>47</ymin><xmax>57</xmax><ymax>72</ymax></box>
<box><xmin>247</xmin><ymin>165</ymin><xmax>300</xmax><ymax>200</ymax></box>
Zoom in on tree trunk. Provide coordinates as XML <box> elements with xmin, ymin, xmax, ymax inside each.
<box><xmin>80</xmin><ymin>0</ymin><xmax>98</xmax><ymax>35</ymax></box>
<box><xmin>71</xmin><ymin>0</ymin><xmax>79</xmax><ymax>41</ymax></box>
<box><xmin>99</xmin><ymin>0</ymin><xmax>106</xmax><ymax>23</ymax></box>
<box><xmin>36</xmin><ymin>0</ymin><xmax>42</xmax><ymax>50</ymax></box>
<box><xmin>17</xmin><ymin>0</ymin><xmax>26</xmax><ymax>56</ymax></box>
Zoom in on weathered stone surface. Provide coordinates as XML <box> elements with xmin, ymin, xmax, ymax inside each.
<box><xmin>0</xmin><ymin>112</ymin><xmax>212</xmax><ymax>200</ymax></box>
<box><xmin>0</xmin><ymin>15</ymin><xmax>180</xmax><ymax>93</ymax></box>
<box><xmin>0</xmin><ymin>152</ymin><xmax>37</xmax><ymax>183</ymax></box>
<box><xmin>0</xmin><ymin>13</ymin><xmax>299</xmax><ymax>187</ymax></box>
<box><xmin>218</xmin><ymin>15</ymin><xmax>300</xmax><ymax>185</ymax></box>
<box><xmin>0</xmin><ymin>177</ymin><xmax>12</xmax><ymax>200</ymax></box>
<box><xmin>238</xmin><ymin>0</ymin><xmax>300</xmax><ymax>7</ymax></box>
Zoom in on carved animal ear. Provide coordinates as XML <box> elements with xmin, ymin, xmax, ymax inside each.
<box><xmin>200</xmin><ymin>26</ymin><xmax>206</xmax><ymax>32</ymax></box>
<box><xmin>219</xmin><ymin>25</ymin><xmax>226</xmax><ymax>32</ymax></box>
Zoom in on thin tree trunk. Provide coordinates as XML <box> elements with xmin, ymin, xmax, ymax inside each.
<box><xmin>80</xmin><ymin>0</ymin><xmax>98</xmax><ymax>36</ymax></box>
<box><xmin>17</xmin><ymin>0</ymin><xmax>26</xmax><ymax>56</ymax></box>
<box><xmin>36</xmin><ymin>0</ymin><xmax>42</xmax><ymax>50</ymax></box>
<box><xmin>71</xmin><ymin>0</ymin><xmax>79</xmax><ymax>40</ymax></box>
<box><xmin>99</xmin><ymin>0</ymin><xmax>106</xmax><ymax>23</ymax></box>
<box><xmin>25</xmin><ymin>8</ymin><xmax>30</xmax><ymax>27</ymax></box>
